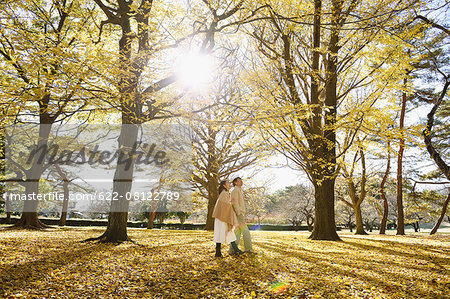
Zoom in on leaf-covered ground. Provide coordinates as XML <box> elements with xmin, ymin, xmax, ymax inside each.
<box><xmin>0</xmin><ymin>227</ymin><xmax>449</xmax><ymax>298</ymax></box>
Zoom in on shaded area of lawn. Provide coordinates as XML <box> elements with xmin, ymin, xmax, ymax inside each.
<box><xmin>0</xmin><ymin>228</ymin><xmax>449</xmax><ymax>298</ymax></box>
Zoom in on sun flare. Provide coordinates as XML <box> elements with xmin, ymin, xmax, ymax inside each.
<box><xmin>175</xmin><ymin>52</ymin><xmax>214</xmax><ymax>90</ymax></box>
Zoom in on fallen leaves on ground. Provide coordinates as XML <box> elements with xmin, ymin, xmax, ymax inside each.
<box><xmin>0</xmin><ymin>227</ymin><xmax>449</xmax><ymax>298</ymax></box>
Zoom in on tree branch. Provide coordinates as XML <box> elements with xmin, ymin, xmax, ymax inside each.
<box><xmin>415</xmin><ymin>15</ymin><xmax>450</xmax><ymax>36</ymax></box>
<box><xmin>423</xmin><ymin>80</ymin><xmax>450</xmax><ymax>180</ymax></box>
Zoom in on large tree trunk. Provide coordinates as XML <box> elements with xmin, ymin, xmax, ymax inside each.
<box><xmin>204</xmin><ymin>123</ymin><xmax>219</xmax><ymax>231</ymax></box>
<box><xmin>89</xmin><ymin>0</ymin><xmax>148</xmax><ymax>242</ymax></box>
<box><xmin>430</xmin><ymin>193</ymin><xmax>450</xmax><ymax>235</ymax></box>
<box><xmin>105</xmin><ymin>212</ymin><xmax>129</xmax><ymax>242</ymax></box>
<box><xmin>102</xmin><ymin>124</ymin><xmax>139</xmax><ymax>242</ymax></box>
<box><xmin>60</xmin><ymin>209</ymin><xmax>68</xmax><ymax>226</ymax></box>
<box><xmin>16</xmin><ymin>183</ymin><xmax>47</xmax><ymax>229</ymax></box>
<box><xmin>16</xmin><ymin>213</ymin><xmax>42</xmax><ymax>228</ymax></box>
<box><xmin>310</xmin><ymin>178</ymin><xmax>340</xmax><ymax>240</ymax></box>
<box><xmin>354</xmin><ymin>203</ymin><xmax>367</xmax><ymax>235</ymax></box>
<box><xmin>379</xmin><ymin>140</ymin><xmax>391</xmax><ymax>234</ymax></box>
<box><xmin>205</xmin><ymin>176</ymin><xmax>219</xmax><ymax>230</ymax></box>
<box><xmin>396</xmin><ymin>80</ymin><xmax>407</xmax><ymax>235</ymax></box>
<box><xmin>15</xmin><ymin>124</ymin><xmax>52</xmax><ymax>229</ymax></box>
<box><xmin>309</xmin><ymin>0</ymin><xmax>341</xmax><ymax>241</ymax></box>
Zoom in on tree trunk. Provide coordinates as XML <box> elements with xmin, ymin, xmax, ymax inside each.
<box><xmin>412</xmin><ymin>221</ymin><xmax>419</xmax><ymax>232</ymax></box>
<box><xmin>92</xmin><ymin>0</ymin><xmax>145</xmax><ymax>242</ymax></box>
<box><xmin>205</xmin><ymin>177</ymin><xmax>219</xmax><ymax>230</ymax></box>
<box><xmin>205</xmin><ymin>126</ymin><xmax>219</xmax><ymax>230</ymax></box>
<box><xmin>15</xmin><ymin>124</ymin><xmax>52</xmax><ymax>229</ymax></box>
<box><xmin>104</xmin><ymin>212</ymin><xmax>129</xmax><ymax>242</ymax></box>
<box><xmin>147</xmin><ymin>174</ymin><xmax>165</xmax><ymax>229</ymax></box>
<box><xmin>102</xmin><ymin>124</ymin><xmax>139</xmax><ymax>242</ymax></box>
<box><xmin>147</xmin><ymin>201</ymin><xmax>156</xmax><ymax>229</ymax></box>
<box><xmin>179</xmin><ymin>213</ymin><xmax>186</xmax><ymax>229</ymax></box>
<box><xmin>147</xmin><ymin>192</ymin><xmax>161</xmax><ymax>229</ymax></box>
<box><xmin>344</xmin><ymin>147</ymin><xmax>367</xmax><ymax>235</ymax></box>
<box><xmin>396</xmin><ymin>80</ymin><xmax>407</xmax><ymax>235</ymax></box>
<box><xmin>309</xmin><ymin>178</ymin><xmax>340</xmax><ymax>240</ymax></box>
<box><xmin>17</xmin><ymin>181</ymin><xmax>48</xmax><ymax>228</ymax></box>
<box><xmin>84</xmin><ymin>123</ymin><xmax>141</xmax><ymax>243</ymax></box>
<box><xmin>147</xmin><ymin>211</ymin><xmax>155</xmax><ymax>229</ymax></box>
<box><xmin>206</xmin><ymin>197</ymin><xmax>215</xmax><ymax>230</ymax></box>
<box><xmin>379</xmin><ymin>198</ymin><xmax>389</xmax><ymax>234</ymax></box>
<box><xmin>421</xmin><ymin>78</ymin><xmax>450</xmax><ymax>235</ymax></box>
<box><xmin>354</xmin><ymin>204</ymin><xmax>367</xmax><ymax>235</ymax></box>
<box><xmin>6</xmin><ymin>192</ymin><xmax>11</xmax><ymax>224</ymax></box>
<box><xmin>308</xmin><ymin>0</ymin><xmax>340</xmax><ymax>241</ymax></box>
<box><xmin>55</xmin><ymin>163</ymin><xmax>69</xmax><ymax>226</ymax></box>
<box><xmin>306</xmin><ymin>215</ymin><xmax>314</xmax><ymax>232</ymax></box>
<box><xmin>379</xmin><ymin>140</ymin><xmax>390</xmax><ymax>234</ymax></box>
<box><xmin>156</xmin><ymin>212</ymin><xmax>167</xmax><ymax>224</ymax></box>
<box><xmin>15</xmin><ymin>213</ymin><xmax>42</xmax><ymax>228</ymax></box>
<box><xmin>423</xmin><ymin>81</ymin><xmax>450</xmax><ymax>181</ymax></box>
<box><xmin>59</xmin><ymin>211</ymin><xmax>67</xmax><ymax>226</ymax></box>
<box><xmin>430</xmin><ymin>192</ymin><xmax>450</xmax><ymax>235</ymax></box>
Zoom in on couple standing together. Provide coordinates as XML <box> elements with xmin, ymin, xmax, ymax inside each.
<box><xmin>212</xmin><ymin>177</ymin><xmax>254</xmax><ymax>257</ymax></box>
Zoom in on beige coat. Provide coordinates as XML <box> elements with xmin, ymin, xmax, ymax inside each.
<box><xmin>231</xmin><ymin>186</ymin><xmax>246</xmax><ymax>216</ymax></box>
<box><xmin>212</xmin><ymin>190</ymin><xmax>238</xmax><ymax>227</ymax></box>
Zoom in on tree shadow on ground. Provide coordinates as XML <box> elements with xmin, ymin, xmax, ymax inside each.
<box><xmin>253</xmin><ymin>238</ymin><xmax>448</xmax><ymax>298</ymax></box>
<box><xmin>0</xmin><ymin>242</ymin><xmax>114</xmax><ymax>294</ymax></box>
<box><xmin>1</xmin><ymin>229</ymin><xmax>448</xmax><ymax>298</ymax></box>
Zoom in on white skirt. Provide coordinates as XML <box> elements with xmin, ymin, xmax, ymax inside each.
<box><xmin>213</xmin><ymin>218</ymin><xmax>237</xmax><ymax>244</ymax></box>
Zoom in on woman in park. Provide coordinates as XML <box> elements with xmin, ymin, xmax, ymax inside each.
<box><xmin>212</xmin><ymin>180</ymin><xmax>244</xmax><ymax>257</ymax></box>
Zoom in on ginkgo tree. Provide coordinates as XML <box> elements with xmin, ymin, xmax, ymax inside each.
<box><xmin>0</xmin><ymin>0</ymin><xmax>105</xmax><ymax>228</ymax></box>
<box><xmin>190</xmin><ymin>51</ymin><xmax>266</xmax><ymax>230</ymax></box>
<box><xmin>241</xmin><ymin>0</ymin><xmax>422</xmax><ymax>240</ymax></box>
<box><xmin>85</xmin><ymin>0</ymin><xmax>250</xmax><ymax>242</ymax></box>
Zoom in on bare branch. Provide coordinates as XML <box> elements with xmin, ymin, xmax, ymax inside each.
<box><xmin>415</xmin><ymin>15</ymin><xmax>450</xmax><ymax>36</ymax></box>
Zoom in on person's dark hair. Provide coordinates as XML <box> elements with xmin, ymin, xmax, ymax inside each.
<box><xmin>218</xmin><ymin>180</ymin><xmax>229</xmax><ymax>194</ymax></box>
<box><xmin>232</xmin><ymin>177</ymin><xmax>242</xmax><ymax>186</ymax></box>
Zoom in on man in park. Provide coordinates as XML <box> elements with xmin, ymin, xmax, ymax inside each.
<box><xmin>229</xmin><ymin>177</ymin><xmax>254</xmax><ymax>254</ymax></box>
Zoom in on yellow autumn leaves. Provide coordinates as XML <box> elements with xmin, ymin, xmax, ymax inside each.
<box><xmin>0</xmin><ymin>227</ymin><xmax>449</xmax><ymax>298</ymax></box>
